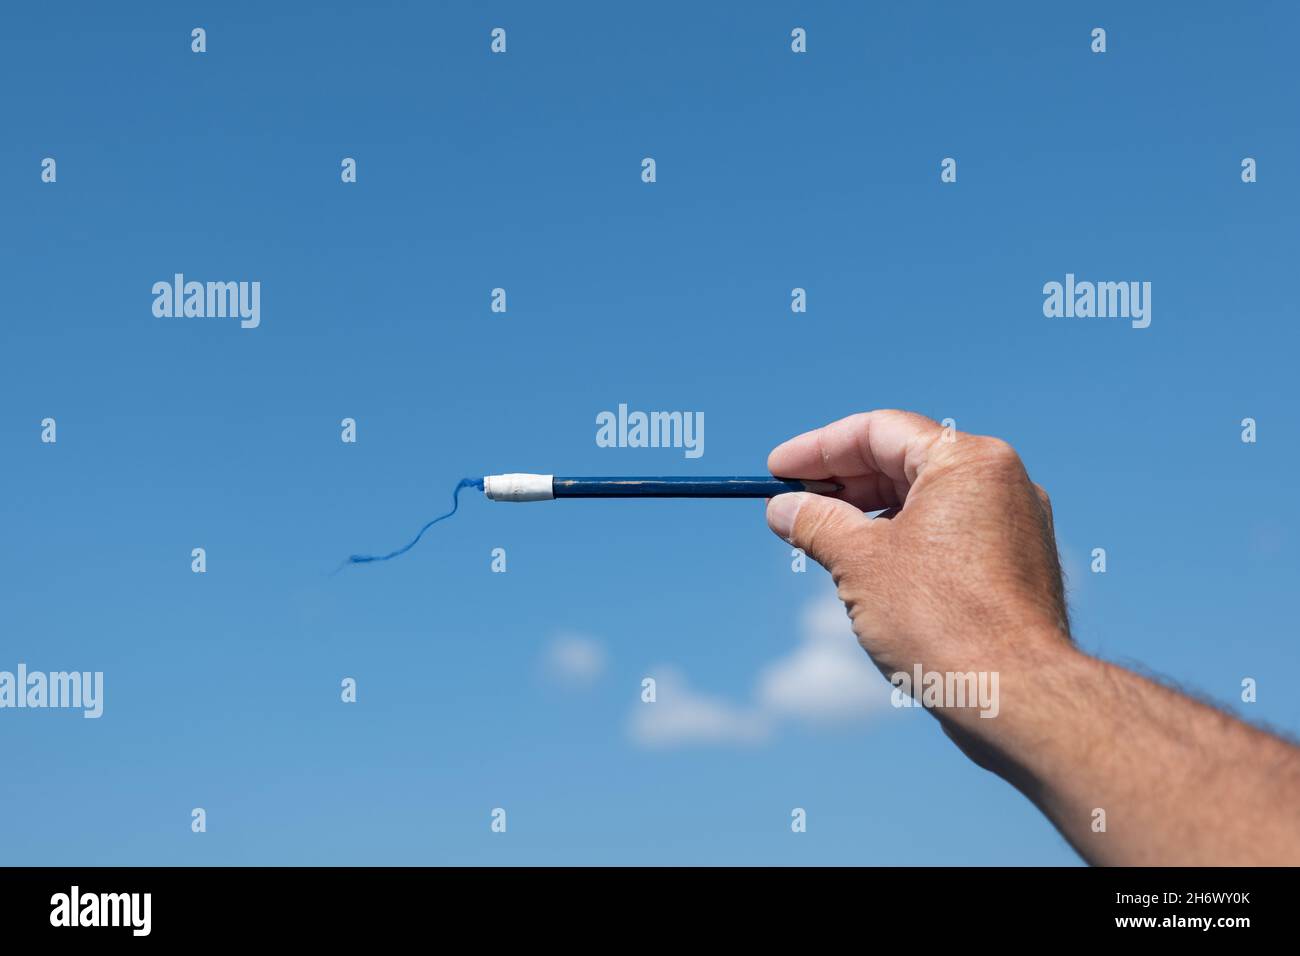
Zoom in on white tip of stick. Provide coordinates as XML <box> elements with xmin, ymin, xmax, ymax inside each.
<box><xmin>483</xmin><ymin>473</ymin><xmax>555</xmax><ymax>502</ymax></box>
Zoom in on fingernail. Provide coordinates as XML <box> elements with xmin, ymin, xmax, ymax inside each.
<box><xmin>767</xmin><ymin>493</ymin><xmax>805</xmax><ymax>542</ymax></box>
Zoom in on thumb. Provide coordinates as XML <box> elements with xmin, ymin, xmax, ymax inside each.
<box><xmin>766</xmin><ymin>492</ymin><xmax>871</xmax><ymax>571</ymax></box>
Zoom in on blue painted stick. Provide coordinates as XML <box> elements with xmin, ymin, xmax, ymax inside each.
<box><xmin>347</xmin><ymin>474</ymin><xmax>844</xmax><ymax>567</ymax></box>
<box><xmin>482</xmin><ymin>474</ymin><xmax>841</xmax><ymax>501</ymax></box>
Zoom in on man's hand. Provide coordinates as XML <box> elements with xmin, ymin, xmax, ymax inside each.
<box><xmin>765</xmin><ymin>410</ymin><xmax>1300</xmax><ymax>865</ymax></box>
<box><xmin>766</xmin><ymin>410</ymin><xmax>1071</xmax><ymax>685</ymax></box>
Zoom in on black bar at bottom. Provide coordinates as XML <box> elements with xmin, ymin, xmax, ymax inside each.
<box><xmin>0</xmin><ymin>866</ymin><xmax>1279</xmax><ymax>942</ymax></box>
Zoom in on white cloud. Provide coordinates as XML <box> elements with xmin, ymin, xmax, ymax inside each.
<box><xmin>627</xmin><ymin>588</ymin><xmax>893</xmax><ymax>749</ymax></box>
<box><xmin>542</xmin><ymin>633</ymin><xmax>607</xmax><ymax>687</ymax></box>
<box><xmin>627</xmin><ymin>668</ymin><xmax>770</xmax><ymax>748</ymax></box>
<box><xmin>755</xmin><ymin>593</ymin><xmax>893</xmax><ymax>721</ymax></box>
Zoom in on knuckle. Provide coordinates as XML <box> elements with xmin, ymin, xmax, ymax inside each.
<box><xmin>979</xmin><ymin>436</ymin><xmax>1020</xmax><ymax>463</ymax></box>
<box><xmin>951</xmin><ymin>435</ymin><xmax>1023</xmax><ymax>474</ymax></box>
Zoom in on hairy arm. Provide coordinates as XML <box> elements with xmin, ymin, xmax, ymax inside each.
<box><xmin>944</xmin><ymin>645</ymin><xmax>1300</xmax><ymax>865</ymax></box>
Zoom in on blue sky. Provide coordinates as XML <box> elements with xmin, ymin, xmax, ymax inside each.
<box><xmin>1</xmin><ymin>1</ymin><xmax>1296</xmax><ymax>865</ymax></box>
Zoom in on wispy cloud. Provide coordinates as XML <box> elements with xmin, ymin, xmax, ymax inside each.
<box><xmin>755</xmin><ymin>593</ymin><xmax>891</xmax><ymax>722</ymax></box>
<box><xmin>627</xmin><ymin>588</ymin><xmax>893</xmax><ymax>749</ymax></box>
<box><xmin>541</xmin><ymin>633</ymin><xmax>608</xmax><ymax>687</ymax></box>
<box><xmin>627</xmin><ymin>668</ymin><xmax>771</xmax><ymax>748</ymax></box>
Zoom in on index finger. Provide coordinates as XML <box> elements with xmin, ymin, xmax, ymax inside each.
<box><xmin>768</xmin><ymin>410</ymin><xmax>945</xmax><ymax>508</ymax></box>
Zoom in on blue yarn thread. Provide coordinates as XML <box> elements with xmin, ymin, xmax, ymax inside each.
<box><xmin>347</xmin><ymin>477</ymin><xmax>482</xmax><ymax>565</ymax></box>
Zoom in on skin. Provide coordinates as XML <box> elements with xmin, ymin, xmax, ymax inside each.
<box><xmin>765</xmin><ymin>409</ymin><xmax>1300</xmax><ymax>865</ymax></box>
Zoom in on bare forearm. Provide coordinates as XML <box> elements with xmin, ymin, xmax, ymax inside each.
<box><xmin>947</xmin><ymin>643</ymin><xmax>1300</xmax><ymax>866</ymax></box>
